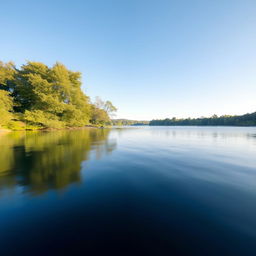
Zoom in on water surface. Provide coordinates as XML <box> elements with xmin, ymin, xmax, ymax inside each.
<box><xmin>0</xmin><ymin>126</ymin><xmax>256</xmax><ymax>255</ymax></box>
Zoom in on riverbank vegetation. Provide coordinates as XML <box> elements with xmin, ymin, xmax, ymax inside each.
<box><xmin>0</xmin><ymin>61</ymin><xmax>116</xmax><ymax>130</ymax></box>
<box><xmin>150</xmin><ymin>112</ymin><xmax>256</xmax><ymax>126</ymax></box>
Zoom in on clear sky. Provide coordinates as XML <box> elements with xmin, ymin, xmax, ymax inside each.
<box><xmin>1</xmin><ymin>0</ymin><xmax>255</xmax><ymax>120</ymax></box>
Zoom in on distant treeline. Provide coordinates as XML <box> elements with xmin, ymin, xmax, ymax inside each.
<box><xmin>112</xmin><ymin>119</ymin><xmax>149</xmax><ymax>126</ymax></box>
<box><xmin>0</xmin><ymin>61</ymin><xmax>116</xmax><ymax>130</ymax></box>
<box><xmin>149</xmin><ymin>112</ymin><xmax>256</xmax><ymax>126</ymax></box>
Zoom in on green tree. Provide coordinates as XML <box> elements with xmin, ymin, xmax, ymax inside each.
<box><xmin>0</xmin><ymin>60</ymin><xmax>116</xmax><ymax>129</ymax></box>
<box><xmin>90</xmin><ymin>105</ymin><xmax>110</xmax><ymax>125</ymax></box>
<box><xmin>0</xmin><ymin>90</ymin><xmax>14</xmax><ymax>127</ymax></box>
<box><xmin>0</xmin><ymin>61</ymin><xmax>16</xmax><ymax>91</ymax></box>
<box><xmin>14</xmin><ymin>62</ymin><xmax>91</xmax><ymax>128</ymax></box>
<box><xmin>94</xmin><ymin>97</ymin><xmax>117</xmax><ymax>118</ymax></box>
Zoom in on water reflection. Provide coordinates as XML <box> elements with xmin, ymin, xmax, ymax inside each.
<box><xmin>0</xmin><ymin>129</ymin><xmax>116</xmax><ymax>195</ymax></box>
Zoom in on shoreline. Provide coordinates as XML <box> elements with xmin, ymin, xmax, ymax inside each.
<box><xmin>0</xmin><ymin>125</ymin><xmax>103</xmax><ymax>132</ymax></box>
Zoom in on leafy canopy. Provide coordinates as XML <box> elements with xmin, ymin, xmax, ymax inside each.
<box><xmin>0</xmin><ymin>61</ymin><xmax>117</xmax><ymax>129</ymax></box>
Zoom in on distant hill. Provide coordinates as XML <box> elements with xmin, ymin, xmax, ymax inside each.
<box><xmin>149</xmin><ymin>112</ymin><xmax>256</xmax><ymax>126</ymax></box>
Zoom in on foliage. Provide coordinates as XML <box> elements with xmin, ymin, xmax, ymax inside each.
<box><xmin>0</xmin><ymin>61</ymin><xmax>16</xmax><ymax>90</ymax></box>
<box><xmin>94</xmin><ymin>96</ymin><xmax>117</xmax><ymax>117</ymax></box>
<box><xmin>23</xmin><ymin>110</ymin><xmax>65</xmax><ymax>129</ymax></box>
<box><xmin>0</xmin><ymin>90</ymin><xmax>14</xmax><ymax>127</ymax></box>
<box><xmin>91</xmin><ymin>96</ymin><xmax>117</xmax><ymax>125</ymax></box>
<box><xmin>0</xmin><ymin>60</ymin><xmax>116</xmax><ymax>130</ymax></box>
<box><xmin>111</xmin><ymin>119</ymin><xmax>149</xmax><ymax>126</ymax></box>
<box><xmin>149</xmin><ymin>113</ymin><xmax>256</xmax><ymax>126</ymax></box>
<box><xmin>6</xmin><ymin>120</ymin><xmax>26</xmax><ymax>130</ymax></box>
<box><xmin>90</xmin><ymin>105</ymin><xmax>110</xmax><ymax>125</ymax></box>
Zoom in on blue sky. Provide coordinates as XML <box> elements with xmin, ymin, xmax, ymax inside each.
<box><xmin>1</xmin><ymin>0</ymin><xmax>255</xmax><ymax>120</ymax></box>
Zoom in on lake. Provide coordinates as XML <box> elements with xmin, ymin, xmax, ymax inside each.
<box><xmin>0</xmin><ymin>126</ymin><xmax>256</xmax><ymax>255</ymax></box>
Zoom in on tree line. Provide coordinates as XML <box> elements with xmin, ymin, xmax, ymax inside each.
<box><xmin>111</xmin><ymin>119</ymin><xmax>149</xmax><ymax>126</ymax></box>
<box><xmin>0</xmin><ymin>61</ymin><xmax>116</xmax><ymax>130</ymax></box>
<box><xmin>149</xmin><ymin>112</ymin><xmax>256</xmax><ymax>126</ymax></box>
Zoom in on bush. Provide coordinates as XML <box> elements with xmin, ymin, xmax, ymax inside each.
<box><xmin>24</xmin><ymin>110</ymin><xmax>65</xmax><ymax>129</ymax></box>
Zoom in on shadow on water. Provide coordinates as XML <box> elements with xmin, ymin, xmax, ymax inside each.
<box><xmin>0</xmin><ymin>129</ymin><xmax>116</xmax><ymax>195</ymax></box>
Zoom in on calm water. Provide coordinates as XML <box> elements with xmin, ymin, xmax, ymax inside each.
<box><xmin>0</xmin><ymin>126</ymin><xmax>256</xmax><ymax>255</ymax></box>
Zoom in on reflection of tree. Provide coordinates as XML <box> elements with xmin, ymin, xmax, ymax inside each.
<box><xmin>0</xmin><ymin>132</ymin><xmax>24</xmax><ymax>194</ymax></box>
<box><xmin>0</xmin><ymin>129</ymin><xmax>116</xmax><ymax>195</ymax></box>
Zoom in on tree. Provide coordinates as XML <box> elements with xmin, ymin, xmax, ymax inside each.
<box><xmin>104</xmin><ymin>100</ymin><xmax>117</xmax><ymax>117</ymax></box>
<box><xmin>13</xmin><ymin>61</ymin><xmax>91</xmax><ymax>127</ymax></box>
<box><xmin>0</xmin><ymin>60</ymin><xmax>116</xmax><ymax>129</ymax></box>
<box><xmin>149</xmin><ymin>112</ymin><xmax>256</xmax><ymax>126</ymax></box>
<box><xmin>94</xmin><ymin>97</ymin><xmax>117</xmax><ymax>117</ymax></box>
<box><xmin>94</xmin><ymin>96</ymin><xmax>105</xmax><ymax>109</ymax></box>
<box><xmin>0</xmin><ymin>61</ymin><xmax>16</xmax><ymax>91</ymax></box>
<box><xmin>0</xmin><ymin>90</ymin><xmax>14</xmax><ymax>127</ymax></box>
<box><xmin>90</xmin><ymin>106</ymin><xmax>110</xmax><ymax>125</ymax></box>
